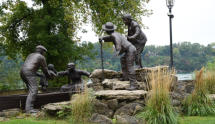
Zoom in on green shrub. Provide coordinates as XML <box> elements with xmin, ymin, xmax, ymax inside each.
<box><xmin>56</xmin><ymin>105</ymin><xmax>72</xmax><ymax>119</ymax></box>
<box><xmin>183</xmin><ymin>68</ymin><xmax>215</xmax><ymax>116</ymax></box>
<box><xmin>137</xmin><ymin>68</ymin><xmax>178</xmax><ymax>124</ymax></box>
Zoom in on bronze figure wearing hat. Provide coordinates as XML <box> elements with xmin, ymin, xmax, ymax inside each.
<box><xmin>99</xmin><ymin>22</ymin><xmax>138</xmax><ymax>90</ymax></box>
<box><xmin>20</xmin><ymin>45</ymin><xmax>54</xmax><ymax>113</ymax></box>
<box><xmin>122</xmin><ymin>14</ymin><xmax>147</xmax><ymax>68</ymax></box>
<box><xmin>58</xmin><ymin>62</ymin><xmax>90</xmax><ymax>92</ymax></box>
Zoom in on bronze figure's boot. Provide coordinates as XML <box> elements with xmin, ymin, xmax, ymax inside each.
<box><xmin>126</xmin><ymin>81</ymin><xmax>138</xmax><ymax>91</ymax></box>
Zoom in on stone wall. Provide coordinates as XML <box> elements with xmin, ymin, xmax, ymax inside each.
<box><xmin>41</xmin><ymin>66</ymin><xmax>196</xmax><ymax>124</ymax></box>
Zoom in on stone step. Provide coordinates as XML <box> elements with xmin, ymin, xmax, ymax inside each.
<box><xmin>95</xmin><ymin>90</ymin><xmax>148</xmax><ymax>100</ymax></box>
<box><xmin>102</xmin><ymin>79</ymin><xmax>147</xmax><ymax>90</ymax></box>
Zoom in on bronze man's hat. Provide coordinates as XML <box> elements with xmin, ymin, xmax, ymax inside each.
<box><xmin>122</xmin><ymin>14</ymin><xmax>132</xmax><ymax>20</ymax></box>
<box><xmin>36</xmin><ymin>45</ymin><xmax>47</xmax><ymax>52</ymax></box>
<box><xmin>102</xmin><ymin>22</ymin><xmax>117</xmax><ymax>31</ymax></box>
<box><xmin>67</xmin><ymin>62</ymin><xmax>75</xmax><ymax>68</ymax></box>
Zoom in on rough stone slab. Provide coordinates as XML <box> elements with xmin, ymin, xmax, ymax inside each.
<box><xmin>43</xmin><ymin>101</ymin><xmax>71</xmax><ymax>111</ymax></box>
<box><xmin>0</xmin><ymin>108</ymin><xmax>20</xmax><ymax>117</ymax></box>
<box><xmin>136</xmin><ymin>66</ymin><xmax>169</xmax><ymax>72</ymax></box>
<box><xmin>102</xmin><ymin>79</ymin><xmax>146</xmax><ymax>90</ymax></box>
<box><xmin>90</xmin><ymin>69</ymin><xmax>122</xmax><ymax>79</ymax></box>
<box><xmin>0</xmin><ymin>117</ymin><xmax>9</xmax><ymax>122</ymax></box>
<box><xmin>95</xmin><ymin>90</ymin><xmax>147</xmax><ymax>100</ymax></box>
<box><xmin>90</xmin><ymin>66</ymin><xmax>171</xmax><ymax>84</ymax></box>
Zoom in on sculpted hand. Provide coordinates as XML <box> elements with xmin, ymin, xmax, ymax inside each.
<box><xmin>114</xmin><ymin>51</ymin><xmax>120</xmax><ymax>57</ymax></box>
<box><xmin>99</xmin><ymin>37</ymin><xmax>103</xmax><ymax>43</ymax></box>
<box><xmin>48</xmin><ymin>70</ymin><xmax>57</xmax><ymax>79</ymax></box>
<box><xmin>127</xmin><ymin>36</ymin><xmax>134</xmax><ymax>40</ymax></box>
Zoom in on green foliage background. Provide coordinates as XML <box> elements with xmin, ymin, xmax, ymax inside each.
<box><xmin>0</xmin><ymin>0</ymin><xmax>151</xmax><ymax>90</ymax></box>
<box><xmin>79</xmin><ymin>42</ymin><xmax>215</xmax><ymax>73</ymax></box>
<box><xmin>0</xmin><ymin>0</ymin><xmax>151</xmax><ymax>70</ymax></box>
<box><xmin>1</xmin><ymin>41</ymin><xmax>215</xmax><ymax>90</ymax></box>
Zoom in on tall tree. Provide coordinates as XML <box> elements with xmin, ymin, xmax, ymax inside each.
<box><xmin>0</xmin><ymin>0</ymin><xmax>151</xmax><ymax>69</ymax></box>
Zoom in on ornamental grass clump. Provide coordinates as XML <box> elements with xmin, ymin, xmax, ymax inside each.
<box><xmin>204</xmin><ymin>70</ymin><xmax>215</xmax><ymax>94</ymax></box>
<box><xmin>137</xmin><ymin>68</ymin><xmax>178</xmax><ymax>124</ymax></box>
<box><xmin>183</xmin><ymin>68</ymin><xmax>215</xmax><ymax>116</ymax></box>
<box><xmin>70</xmin><ymin>87</ymin><xmax>95</xmax><ymax>123</ymax></box>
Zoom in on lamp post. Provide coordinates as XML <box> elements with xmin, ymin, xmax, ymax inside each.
<box><xmin>166</xmin><ymin>0</ymin><xmax>175</xmax><ymax>69</ymax></box>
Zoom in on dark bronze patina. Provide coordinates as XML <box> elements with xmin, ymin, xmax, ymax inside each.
<box><xmin>20</xmin><ymin>45</ymin><xmax>54</xmax><ymax>113</ymax></box>
<box><xmin>99</xmin><ymin>22</ymin><xmax>138</xmax><ymax>90</ymax></box>
<box><xmin>37</xmin><ymin>64</ymin><xmax>57</xmax><ymax>91</ymax></box>
<box><xmin>122</xmin><ymin>14</ymin><xmax>147</xmax><ymax>68</ymax></box>
<box><xmin>58</xmin><ymin>63</ymin><xmax>90</xmax><ymax>92</ymax></box>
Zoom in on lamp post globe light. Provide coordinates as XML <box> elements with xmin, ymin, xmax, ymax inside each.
<box><xmin>166</xmin><ymin>0</ymin><xmax>175</xmax><ymax>69</ymax></box>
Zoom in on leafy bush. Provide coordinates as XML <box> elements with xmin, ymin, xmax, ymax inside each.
<box><xmin>183</xmin><ymin>68</ymin><xmax>215</xmax><ymax>116</ymax></box>
<box><xmin>137</xmin><ymin>68</ymin><xmax>178</xmax><ymax>124</ymax></box>
<box><xmin>56</xmin><ymin>105</ymin><xmax>72</xmax><ymax>119</ymax></box>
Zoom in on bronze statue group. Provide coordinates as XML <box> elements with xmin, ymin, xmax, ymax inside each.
<box><xmin>20</xmin><ymin>14</ymin><xmax>147</xmax><ymax>114</ymax></box>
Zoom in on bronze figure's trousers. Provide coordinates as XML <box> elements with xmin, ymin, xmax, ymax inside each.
<box><xmin>20</xmin><ymin>72</ymin><xmax>38</xmax><ymax>112</ymax></box>
<box><xmin>134</xmin><ymin>42</ymin><xmax>146</xmax><ymax>68</ymax></box>
<box><xmin>120</xmin><ymin>45</ymin><xmax>137</xmax><ymax>83</ymax></box>
<box><xmin>60</xmin><ymin>81</ymin><xmax>84</xmax><ymax>93</ymax></box>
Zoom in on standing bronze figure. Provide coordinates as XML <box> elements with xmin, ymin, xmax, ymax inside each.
<box><xmin>122</xmin><ymin>14</ymin><xmax>147</xmax><ymax>68</ymax></box>
<box><xmin>99</xmin><ymin>22</ymin><xmax>138</xmax><ymax>90</ymax></box>
<box><xmin>20</xmin><ymin>45</ymin><xmax>54</xmax><ymax>113</ymax></box>
<box><xmin>58</xmin><ymin>63</ymin><xmax>90</xmax><ymax>92</ymax></box>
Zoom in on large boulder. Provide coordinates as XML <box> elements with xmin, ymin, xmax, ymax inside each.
<box><xmin>93</xmin><ymin>100</ymin><xmax>114</xmax><ymax>118</ymax></box>
<box><xmin>106</xmin><ymin>99</ymin><xmax>118</xmax><ymax>111</ymax></box>
<box><xmin>114</xmin><ymin>103</ymin><xmax>143</xmax><ymax>117</ymax></box>
<box><xmin>90</xmin><ymin>113</ymin><xmax>113</xmax><ymax>124</ymax></box>
<box><xmin>95</xmin><ymin>90</ymin><xmax>147</xmax><ymax>100</ymax></box>
<box><xmin>115</xmin><ymin>115</ymin><xmax>142</xmax><ymax>124</ymax></box>
<box><xmin>135</xmin><ymin>66</ymin><xmax>169</xmax><ymax>81</ymax></box>
<box><xmin>174</xmin><ymin>80</ymin><xmax>194</xmax><ymax>94</ymax></box>
<box><xmin>102</xmin><ymin>79</ymin><xmax>147</xmax><ymax>90</ymax></box>
<box><xmin>171</xmin><ymin>80</ymin><xmax>194</xmax><ymax>105</ymax></box>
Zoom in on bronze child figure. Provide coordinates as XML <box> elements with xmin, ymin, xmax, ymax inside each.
<box><xmin>99</xmin><ymin>22</ymin><xmax>138</xmax><ymax>90</ymax></box>
<box><xmin>38</xmin><ymin>64</ymin><xmax>57</xmax><ymax>91</ymax></box>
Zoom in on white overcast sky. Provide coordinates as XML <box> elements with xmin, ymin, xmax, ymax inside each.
<box><xmin>79</xmin><ymin>0</ymin><xmax>215</xmax><ymax>46</ymax></box>
<box><xmin>2</xmin><ymin>0</ymin><xmax>215</xmax><ymax>46</ymax></box>
<box><xmin>142</xmin><ymin>0</ymin><xmax>215</xmax><ymax>46</ymax></box>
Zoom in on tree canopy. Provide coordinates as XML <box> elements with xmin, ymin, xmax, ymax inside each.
<box><xmin>0</xmin><ymin>0</ymin><xmax>151</xmax><ymax>69</ymax></box>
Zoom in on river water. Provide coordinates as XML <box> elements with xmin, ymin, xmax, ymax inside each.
<box><xmin>176</xmin><ymin>73</ymin><xmax>194</xmax><ymax>81</ymax></box>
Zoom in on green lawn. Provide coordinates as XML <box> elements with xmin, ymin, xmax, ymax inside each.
<box><xmin>1</xmin><ymin>116</ymin><xmax>215</xmax><ymax>124</ymax></box>
<box><xmin>180</xmin><ymin>116</ymin><xmax>215</xmax><ymax>124</ymax></box>
<box><xmin>0</xmin><ymin>118</ymin><xmax>69</xmax><ymax>124</ymax></box>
